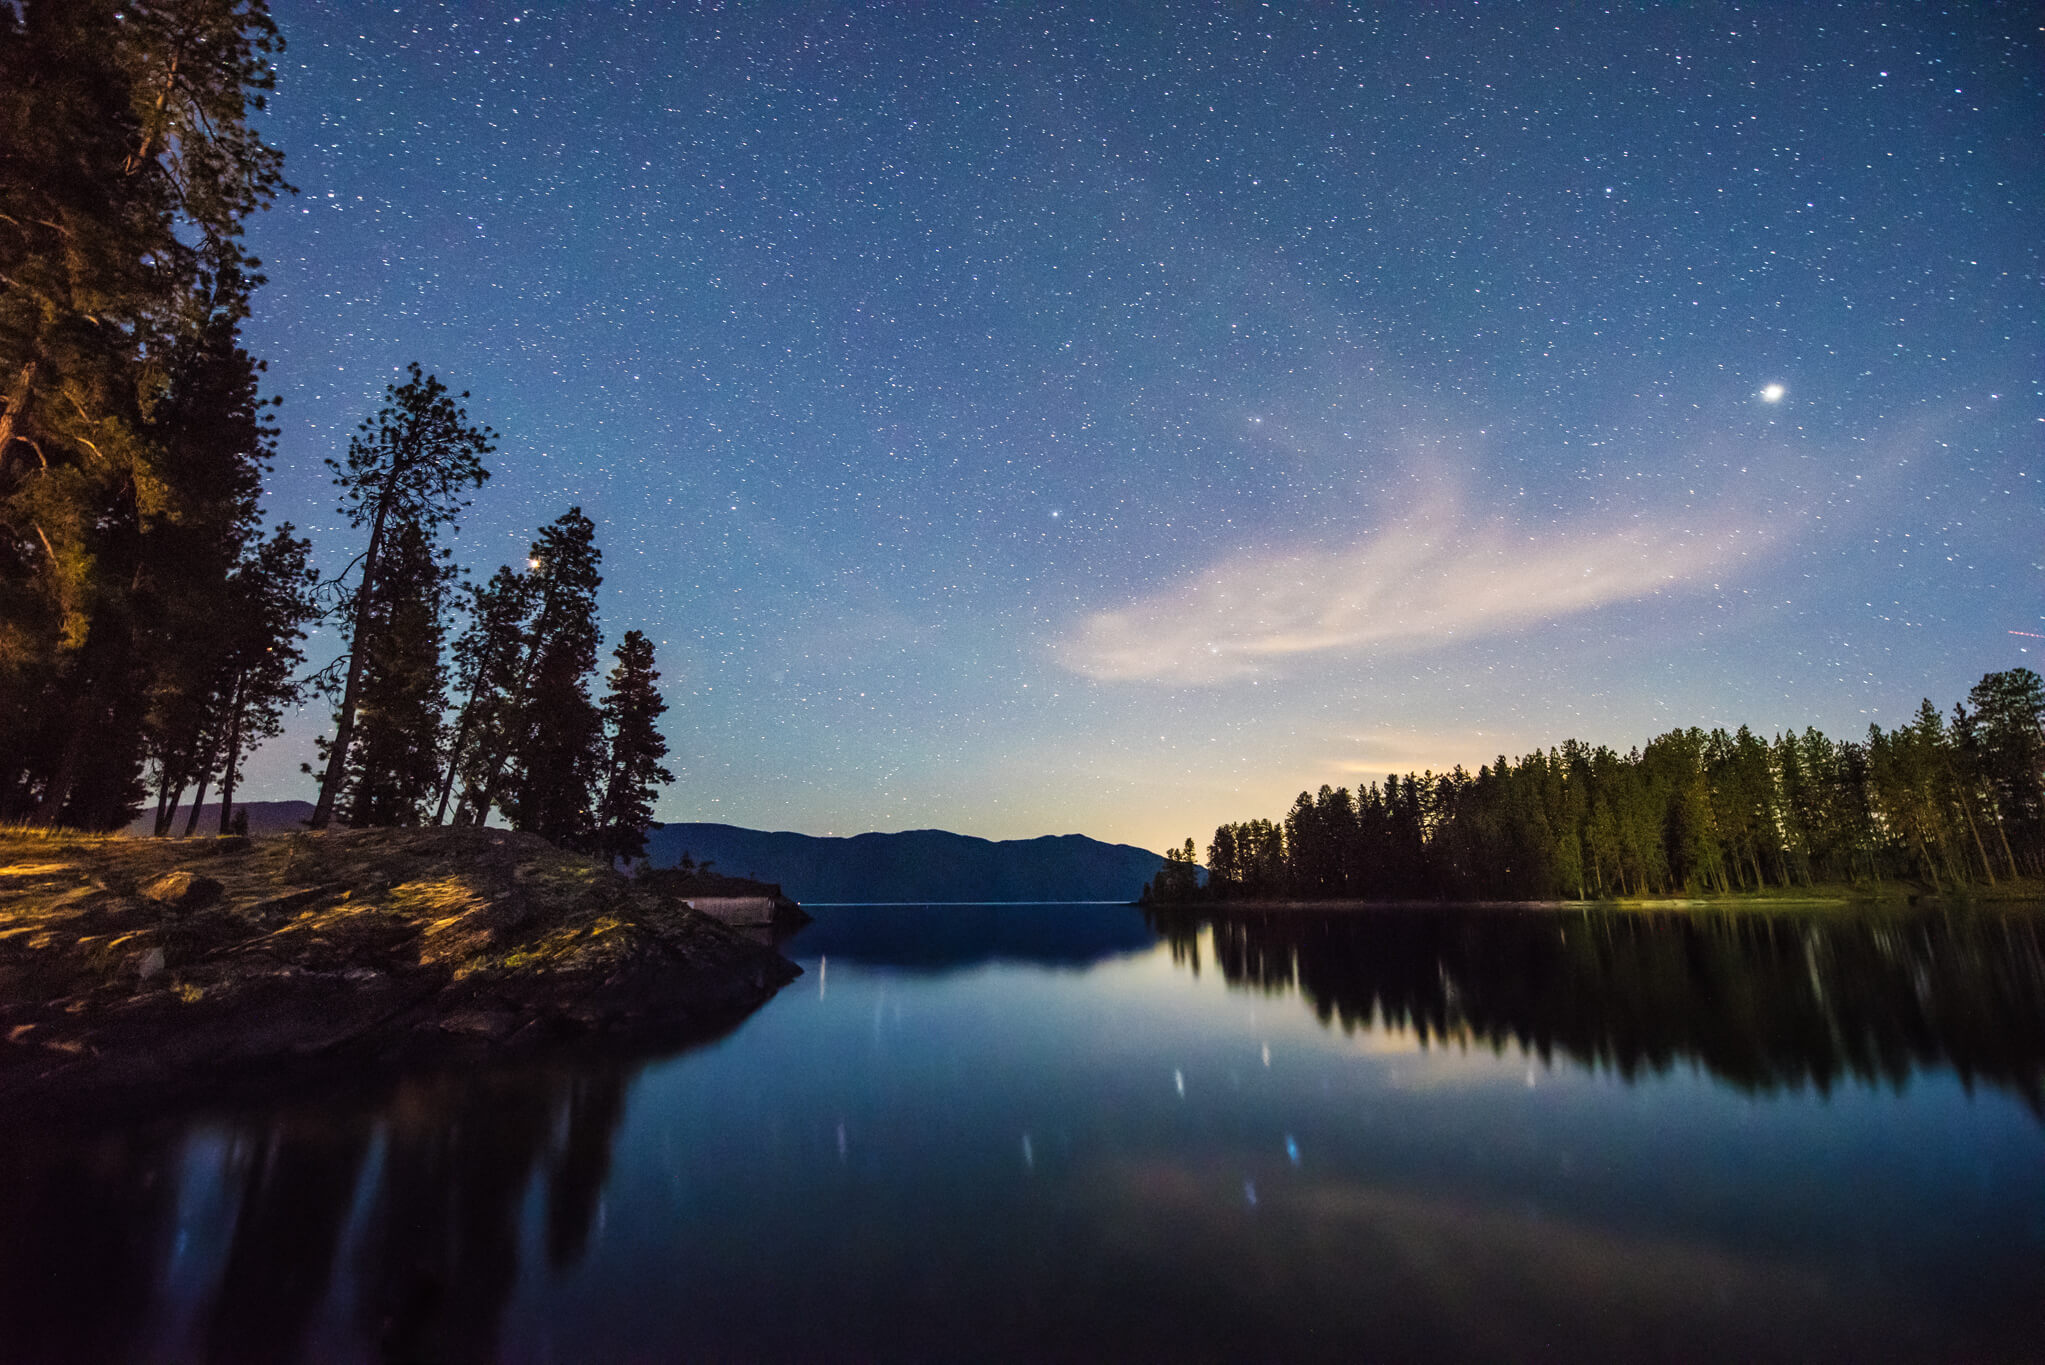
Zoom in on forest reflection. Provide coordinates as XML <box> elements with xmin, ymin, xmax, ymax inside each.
<box><xmin>1146</xmin><ymin>904</ymin><xmax>2045</xmax><ymax>1113</ymax></box>
<box><xmin>0</xmin><ymin>1059</ymin><xmax>634</xmax><ymax>1365</ymax></box>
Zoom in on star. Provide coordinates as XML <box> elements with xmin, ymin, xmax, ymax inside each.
<box><xmin>220</xmin><ymin>1</ymin><xmax>2031</xmax><ymax>853</ymax></box>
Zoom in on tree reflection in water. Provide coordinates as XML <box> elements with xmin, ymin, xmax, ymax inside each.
<box><xmin>1147</xmin><ymin>904</ymin><xmax>2045</xmax><ymax>1112</ymax></box>
<box><xmin>349</xmin><ymin>1067</ymin><xmax>574</xmax><ymax>1364</ymax></box>
<box><xmin>207</xmin><ymin>1114</ymin><xmax>373</xmax><ymax>1364</ymax></box>
<box><xmin>0</xmin><ymin>1058</ymin><xmax>637</xmax><ymax>1364</ymax></box>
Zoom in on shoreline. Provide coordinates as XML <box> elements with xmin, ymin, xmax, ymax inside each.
<box><xmin>1142</xmin><ymin>883</ymin><xmax>2045</xmax><ymax>913</ymax></box>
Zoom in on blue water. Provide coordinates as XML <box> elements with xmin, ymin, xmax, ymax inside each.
<box><xmin>4</xmin><ymin>903</ymin><xmax>2041</xmax><ymax>1362</ymax></box>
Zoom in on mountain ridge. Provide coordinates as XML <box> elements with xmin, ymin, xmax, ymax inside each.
<box><xmin>123</xmin><ymin>805</ymin><xmax>1170</xmax><ymax>904</ymax></box>
<box><xmin>644</xmin><ymin>823</ymin><xmax>1168</xmax><ymax>904</ymax></box>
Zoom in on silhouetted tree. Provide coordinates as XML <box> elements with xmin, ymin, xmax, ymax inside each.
<box><xmin>593</xmin><ymin>630</ymin><xmax>674</xmax><ymax>865</ymax></box>
<box><xmin>152</xmin><ymin>522</ymin><xmax>317</xmax><ymax>835</ymax></box>
<box><xmin>491</xmin><ymin>509</ymin><xmax>603</xmax><ymax>846</ymax></box>
<box><xmin>209</xmin><ymin>527</ymin><xmax>319</xmax><ymax>832</ymax></box>
<box><xmin>435</xmin><ymin>564</ymin><xmax>536</xmax><ymax>825</ymax></box>
<box><xmin>1188</xmin><ymin>669</ymin><xmax>2043</xmax><ymax>902</ymax></box>
<box><xmin>309</xmin><ymin>365</ymin><xmax>492</xmax><ymax>828</ymax></box>
<box><xmin>337</xmin><ymin>523</ymin><xmax>452</xmax><ymax>826</ymax></box>
<box><xmin>1144</xmin><ymin>838</ymin><xmax>1202</xmax><ymax>903</ymax></box>
<box><xmin>1966</xmin><ymin>668</ymin><xmax>2045</xmax><ymax>873</ymax></box>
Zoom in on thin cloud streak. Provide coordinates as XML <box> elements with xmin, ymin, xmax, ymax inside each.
<box><xmin>1055</xmin><ymin>495</ymin><xmax>1759</xmax><ymax>686</ymax></box>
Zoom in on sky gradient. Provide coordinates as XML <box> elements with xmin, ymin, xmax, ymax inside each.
<box><xmin>236</xmin><ymin>1</ymin><xmax>2042</xmax><ymax>853</ymax></box>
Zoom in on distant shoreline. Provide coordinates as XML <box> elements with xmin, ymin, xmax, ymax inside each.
<box><xmin>1147</xmin><ymin>882</ymin><xmax>2045</xmax><ymax>912</ymax></box>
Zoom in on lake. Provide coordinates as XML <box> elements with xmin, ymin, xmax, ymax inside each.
<box><xmin>4</xmin><ymin>901</ymin><xmax>2042</xmax><ymax>1362</ymax></box>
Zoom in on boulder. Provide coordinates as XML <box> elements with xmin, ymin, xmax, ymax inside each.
<box><xmin>139</xmin><ymin>871</ymin><xmax>224</xmax><ymax>910</ymax></box>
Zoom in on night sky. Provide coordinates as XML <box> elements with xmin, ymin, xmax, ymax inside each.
<box><xmin>236</xmin><ymin>1</ymin><xmax>2041</xmax><ymax>853</ymax></box>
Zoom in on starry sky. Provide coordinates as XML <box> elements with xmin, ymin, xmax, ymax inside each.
<box><xmin>236</xmin><ymin>1</ymin><xmax>2042</xmax><ymax>853</ymax></box>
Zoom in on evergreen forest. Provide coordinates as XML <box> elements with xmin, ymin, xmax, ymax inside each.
<box><xmin>0</xmin><ymin>2</ymin><xmax>672</xmax><ymax>858</ymax></box>
<box><xmin>1149</xmin><ymin>669</ymin><xmax>2045</xmax><ymax>903</ymax></box>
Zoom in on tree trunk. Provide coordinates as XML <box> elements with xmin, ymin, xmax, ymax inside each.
<box><xmin>153</xmin><ymin>778</ymin><xmax>180</xmax><ymax>837</ymax></box>
<box><xmin>1991</xmin><ymin>808</ymin><xmax>2019</xmax><ymax>881</ymax></box>
<box><xmin>0</xmin><ymin>359</ymin><xmax>38</xmax><ymax>471</ymax></box>
<box><xmin>1957</xmin><ymin>792</ymin><xmax>1996</xmax><ymax>885</ymax></box>
<box><xmin>1913</xmin><ymin>835</ymin><xmax>1940</xmax><ymax>892</ymax></box>
<box><xmin>34</xmin><ymin>662</ymin><xmax>100</xmax><ymax>827</ymax></box>
<box><xmin>460</xmin><ymin>637</ymin><xmax>548</xmax><ymax>826</ymax></box>
<box><xmin>124</xmin><ymin>47</ymin><xmax>182</xmax><ymax>175</ymax></box>
<box><xmin>310</xmin><ymin>498</ymin><xmax>393</xmax><ymax>829</ymax></box>
<box><xmin>432</xmin><ymin>700</ymin><xmax>475</xmax><ymax>825</ymax></box>
<box><xmin>182</xmin><ymin>770</ymin><xmax>211</xmax><ymax>836</ymax></box>
<box><xmin>435</xmin><ymin>630</ymin><xmax>516</xmax><ymax>825</ymax></box>
<box><xmin>217</xmin><ymin>673</ymin><xmax>246</xmax><ymax>835</ymax></box>
<box><xmin>174</xmin><ymin>716</ymin><xmax>231</xmax><ymax>837</ymax></box>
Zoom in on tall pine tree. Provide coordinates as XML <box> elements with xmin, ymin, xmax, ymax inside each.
<box><xmin>0</xmin><ymin>1</ymin><xmax>290</xmax><ymax>826</ymax></box>
<box><xmin>435</xmin><ymin>563</ymin><xmax>536</xmax><ymax>825</ymax></box>
<box><xmin>308</xmin><ymin>364</ymin><xmax>492</xmax><ymax>828</ymax></box>
<box><xmin>149</xmin><ymin>521</ymin><xmax>315</xmax><ymax>835</ymax></box>
<box><xmin>337</xmin><ymin>522</ymin><xmax>452</xmax><ymax>827</ymax></box>
<box><xmin>593</xmin><ymin>630</ymin><xmax>674</xmax><ymax>865</ymax></box>
<box><xmin>206</xmin><ymin>525</ymin><xmax>318</xmax><ymax>833</ymax></box>
<box><xmin>497</xmin><ymin>509</ymin><xmax>604</xmax><ymax>847</ymax></box>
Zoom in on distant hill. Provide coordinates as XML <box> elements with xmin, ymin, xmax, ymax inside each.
<box><xmin>125</xmin><ymin>800</ymin><xmax>317</xmax><ymax>837</ymax></box>
<box><xmin>643</xmin><ymin>824</ymin><xmax>1170</xmax><ymax>903</ymax></box>
<box><xmin>122</xmin><ymin>809</ymin><xmax>1170</xmax><ymax>903</ymax></box>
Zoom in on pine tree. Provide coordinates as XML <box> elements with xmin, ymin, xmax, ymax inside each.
<box><xmin>593</xmin><ymin>630</ymin><xmax>674</xmax><ymax>866</ymax></box>
<box><xmin>1145</xmin><ymin>839</ymin><xmax>1202</xmax><ymax>903</ymax></box>
<box><xmin>337</xmin><ymin>522</ymin><xmax>451</xmax><ymax>827</ymax></box>
<box><xmin>147</xmin><ymin>522</ymin><xmax>315</xmax><ymax>835</ymax></box>
<box><xmin>309</xmin><ymin>365</ymin><xmax>492</xmax><ymax>828</ymax></box>
<box><xmin>136</xmin><ymin>257</ymin><xmax>289</xmax><ymax>832</ymax></box>
<box><xmin>435</xmin><ymin>564</ymin><xmax>537</xmax><ymax>825</ymax></box>
<box><xmin>1205</xmin><ymin>824</ymin><xmax>1242</xmax><ymax>898</ymax></box>
<box><xmin>208</xmin><ymin>526</ymin><xmax>317</xmax><ymax>832</ymax></box>
<box><xmin>0</xmin><ymin>1</ymin><xmax>290</xmax><ymax>826</ymax></box>
<box><xmin>1966</xmin><ymin>668</ymin><xmax>2045</xmax><ymax>872</ymax></box>
<box><xmin>491</xmin><ymin>509</ymin><xmax>603</xmax><ymax>846</ymax></box>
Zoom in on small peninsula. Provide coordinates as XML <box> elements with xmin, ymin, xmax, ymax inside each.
<box><xmin>0</xmin><ymin>826</ymin><xmax>800</xmax><ymax>1106</ymax></box>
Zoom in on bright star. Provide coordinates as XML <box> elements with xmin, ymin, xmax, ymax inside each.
<box><xmin>1760</xmin><ymin>383</ymin><xmax>1785</xmax><ymax>403</ymax></box>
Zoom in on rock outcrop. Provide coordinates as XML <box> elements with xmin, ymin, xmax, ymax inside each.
<box><xmin>0</xmin><ymin>826</ymin><xmax>801</xmax><ymax>1103</ymax></box>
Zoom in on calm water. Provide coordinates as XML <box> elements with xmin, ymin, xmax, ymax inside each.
<box><xmin>4</xmin><ymin>902</ymin><xmax>2043</xmax><ymax>1363</ymax></box>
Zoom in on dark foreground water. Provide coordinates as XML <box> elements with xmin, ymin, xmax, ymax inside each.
<box><xmin>4</xmin><ymin>902</ymin><xmax>2043</xmax><ymax>1363</ymax></box>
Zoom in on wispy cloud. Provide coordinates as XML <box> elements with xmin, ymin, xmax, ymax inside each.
<box><xmin>1053</xmin><ymin>487</ymin><xmax>1760</xmax><ymax>685</ymax></box>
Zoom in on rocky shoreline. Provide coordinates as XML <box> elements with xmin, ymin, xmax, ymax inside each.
<box><xmin>0</xmin><ymin>826</ymin><xmax>801</xmax><ymax>1107</ymax></box>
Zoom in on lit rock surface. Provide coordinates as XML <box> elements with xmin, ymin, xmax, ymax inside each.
<box><xmin>0</xmin><ymin>826</ymin><xmax>800</xmax><ymax>1102</ymax></box>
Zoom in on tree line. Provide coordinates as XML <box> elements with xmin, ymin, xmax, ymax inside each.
<box><xmin>0</xmin><ymin>3</ymin><xmax>674</xmax><ymax>861</ymax></box>
<box><xmin>1147</xmin><ymin>669</ymin><xmax>2045</xmax><ymax>903</ymax></box>
<box><xmin>3</xmin><ymin>0</ymin><xmax>297</xmax><ymax>830</ymax></box>
<box><xmin>298</xmin><ymin>369</ymin><xmax>674</xmax><ymax>864</ymax></box>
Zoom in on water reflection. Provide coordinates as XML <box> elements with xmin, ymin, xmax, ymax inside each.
<box><xmin>4</xmin><ymin>903</ymin><xmax>2041</xmax><ymax>1362</ymax></box>
<box><xmin>0</xmin><ymin>1059</ymin><xmax>636</xmax><ymax>1364</ymax></box>
<box><xmin>208</xmin><ymin>1114</ymin><xmax>371</xmax><ymax>1363</ymax></box>
<box><xmin>1148</xmin><ymin>903</ymin><xmax>2045</xmax><ymax>1111</ymax></box>
<box><xmin>783</xmin><ymin>901</ymin><xmax>1156</xmax><ymax>972</ymax></box>
<box><xmin>0</xmin><ymin>1126</ymin><xmax>181</xmax><ymax>1364</ymax></box>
